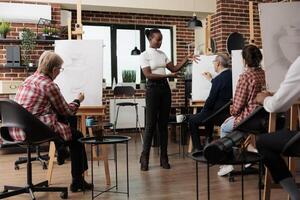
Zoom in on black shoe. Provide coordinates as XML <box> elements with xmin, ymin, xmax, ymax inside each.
<box><xmin>70</xmin><ymin>179</ymin><xmax>93</xmax><ymax>192</ymax></box>
<box><xmin>140</xmin><ymin>152</ymin><xmax>149</xmax><ymax>171</ymax></box>
<box><xmin>160</xmin><ymin>156</ymin><xmax>171</xmax><ymax>169</ymax></box>
<box><xmin>57</xmin><ymin>146</ymin><xmax>70</xmax><ymax>165</ymax></box>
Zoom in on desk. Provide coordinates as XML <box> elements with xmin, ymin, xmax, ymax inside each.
<box><xmin>79</xmin><ymin>135</ymin><xmax>131</xmax><ymax>199</ymax></box>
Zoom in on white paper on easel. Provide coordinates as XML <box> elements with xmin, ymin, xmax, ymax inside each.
<box><xmin>54</xmin><ymin>40</ymin><xmax>103</xmax><ymax>106</ymax></box>
<box><xmin>192</xmin><ymin>55</ymin><xmax>216</xmax><ymax>101</ymax></box>
<box><xmin>259</xmin><ymin>2</ymin><xmax>300</xmax><ymax>92</ymax></box>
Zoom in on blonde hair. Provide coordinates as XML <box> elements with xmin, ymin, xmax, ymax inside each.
<box><xmin>37</xmin><ymin>51</ymin><xmax>63</xmax><ymax>75</ymax></box>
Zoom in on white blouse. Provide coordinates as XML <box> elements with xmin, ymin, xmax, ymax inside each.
<box><xmin>140</xmin><ymin>47</ymin><xmax>170</xmax><ymax>75</ymax></box>
<box><xmin>264</xmin><ymin>56</ymin><xmax>300</xmax><ymax>112</ymax></box>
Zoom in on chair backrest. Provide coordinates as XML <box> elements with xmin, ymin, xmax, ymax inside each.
<box><xmin>202</xmin><ymin>100</ymin><xmax>232</xmax><ymax>125</ymax></box>
<box><xmin>234</xmin><ymin>106</ymin><xmax>269</xmax><ymax>135</ymax></box>
<box><xmin>0</xmin><ymin>100</ymin><xmax>57</xmax><ymax>144</ymax></box>
<box><xmin>113</xmin><ymin>86</ymin><xmax>135</xmax><ymax>97</ymax></box>
<box><xmin>282</xmin><ymin>132</ymin><xmax>300</xmax><ymax>157</ymax></box>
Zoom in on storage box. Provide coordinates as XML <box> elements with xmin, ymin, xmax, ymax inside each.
<box><xmin>0</xmin><ymin>80</ymin><xmax>23</xmax><ymax>94</ymax></box>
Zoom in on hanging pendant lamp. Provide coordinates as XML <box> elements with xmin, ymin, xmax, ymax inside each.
<box><xmin>188</xmin><ymin>13</ymin><xmax>202</xmax><ymax>28</ymax></box>
<box><xmin>131</xmin><ymin>15</ymin><xmax>141</xmax><ymax>55</ymax></box>
<box><xmin>131</xmin><ymin>46</ymin><xmax>141</xmax><ymax>55</ymax></box>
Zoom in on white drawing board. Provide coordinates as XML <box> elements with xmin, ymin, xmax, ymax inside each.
<box><xmin>192</xmin><ymin>55</ymin><xmax>216</xmax><ymax>101</ymax></box>
<box><xmin>259</xmin><ymin>2</ymin><xmax>300</xmax><ymax>92</ymax></box>
<box><xmin>54</xmin><ymin>40</ymin><xmax>103</xmax><ymax>106</ymax></box>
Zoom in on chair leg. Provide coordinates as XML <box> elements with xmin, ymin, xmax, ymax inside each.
<box><xmin>114</xmin><ymin>106</ymin><xmax>120</xmax><ymax>135</ymax></box>
<box><xmin>188</xmin><ymin>136</ymin><xmax>193</xmax><ymax>153</ymax></box>
<box><xmin>135</xmin><ymin>105</ymin><xmax>143</xmax><ymax>144</ymax></box>
<box><xmin>1</xmin><ymin>144</ymin><xmax>68</xmax><ymax>200</ymax></box>
<box><xmin>101</xmin><ymin>145</ymin><xmax>111</xmax><ymax>185</ymax></box>
<box><xmin>46</xmin><ymin>141</ymin><xmax>56</xmax><ymax>184</ymax></box>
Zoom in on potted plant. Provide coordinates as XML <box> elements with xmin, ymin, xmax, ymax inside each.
<box><xmin>42</xmin><ymin>27</ymin><xmax>50</xmax><ymax>36</ymax></box>
<box><xmin>21</xmin><ymin>28</ymin><xmax>36</xmax><ymax>67</ymax></box>
<box><xmin>122</xmin><ymin>70</ymin><xmax>136</xmax><ymax>88</ymax></box>
<box><xmin>0</xmin><ymin>21</ymin><xmax>11</xmax><ymax>39</ymax></box>
<box><xmin>50</xmin><ymin>28</ymin><xmax>60</xmax><ymax>38</ymax></box>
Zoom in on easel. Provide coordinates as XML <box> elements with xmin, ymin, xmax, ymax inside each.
<box><xmin>204</xmin><ymin>15</ymin><xmax>212</xmax><ymax>55</ymax></box>
<box><xmin>249</xmin><ymin>1</ymin><xmax>255</xmax><ymax>45</ymax></box>
<box><xmin>263</xmin><ymin>104</ymin><xmax>299</xmax><ymax>200</ymax></box>
<box><xmin>47</xmin><ymin>0</ymin><xmax>110</xmax><ymax>185</ymax></box>
<box><xmin>188</xmin><ymin>100</ymin><xmax>206</xmax><ymax>153</ymax></box>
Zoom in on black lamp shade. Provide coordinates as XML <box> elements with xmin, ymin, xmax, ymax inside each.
<box><xmin>131</xmin><ymin>46</ymin><xmax>141</xmax><ymax>55</ymax></box>
<box><xmin>188</xmin><ymin>16</ymin><xmax>202</xmax><ymax>28</ymax></box>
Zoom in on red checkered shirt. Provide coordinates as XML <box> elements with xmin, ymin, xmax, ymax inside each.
<box><xmin>231</xmin><ymin>67</ymin><xmax>266</xmax><ymax>128</ymax></box>
<box><xmin>9</xmin><ymin>72</ymin><xmax>79</xmax><ymax>142</ymax></box>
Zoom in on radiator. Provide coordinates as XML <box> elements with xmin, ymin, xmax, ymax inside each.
<box><xmin>109</xmin><ymin>98</ymin><xmax>145</xmax><ymax>129</ymax></box>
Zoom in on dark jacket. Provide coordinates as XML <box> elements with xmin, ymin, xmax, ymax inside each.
<box><xmin>202</xmin><ymin>69</ymin><xmax>232</xmax><ymax>113</ymax></box>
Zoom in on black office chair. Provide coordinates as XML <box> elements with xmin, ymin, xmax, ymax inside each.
<box><xmin>113</xmin><ymin>86</ymin><xmax>143</xmax><ymax>143</ymax></box>
<box><xmin>0</xmin><ymin>100</ymin><xmax>68</xmax><ymax>199</ymax></box>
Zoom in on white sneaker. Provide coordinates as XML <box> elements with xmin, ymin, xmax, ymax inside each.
<box><xmin>245</xmin><ymin>163</ymin><xmax>252</xmax><ymax>168</ymax></box>
<box><xmin>217</xmin><ymin>165</ymin><xmax>234</xmax><ymax>176</ymax></box>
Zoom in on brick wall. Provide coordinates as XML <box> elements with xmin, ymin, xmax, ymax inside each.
<box><xmin>1</xmin><ymin>0</ymin><xmax>298</xmax><ymax>123</ymax></box>
<box><xmin>74</xmin><ymin>10</ymin><xmax>195</xmax><ymax>121</ymax></box>
<box><xmin>211</xmin><ymin>0</ymin><xmax>300</xmax><ymax>54</ymax></box>
<box><xmin>0</xmin><ymin>2</ymin><xmax>61</xmax><ymax>73</ymax></box>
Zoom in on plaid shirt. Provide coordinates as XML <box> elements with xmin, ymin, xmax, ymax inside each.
<box><xmin>231</xmin><ymin>67</ymin><xmax>265</xmax><ymax>127</ymax></box>
<box><xmin>9</xmin><ymin>72</ymin><xmax>79</xmax><ymax>142</ymax></box>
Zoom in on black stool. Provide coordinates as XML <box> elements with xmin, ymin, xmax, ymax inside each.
<box><xmin>168</xmin><ymin>121</ymin><xmax>186</xmax><ymax>157</ymax></box>
<box><xmin>190</xmin><ymin>149</ymin><xmax>263</xmax><ymax>200</ymax></box>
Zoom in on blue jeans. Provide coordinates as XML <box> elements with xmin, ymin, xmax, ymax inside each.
<box><xmin>220</xmin><ymin>116</ymin><xmax>235</xmax><ymax>138</ymax></box>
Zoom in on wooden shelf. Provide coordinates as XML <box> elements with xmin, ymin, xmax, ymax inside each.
<box><xmin>0</xmin><ymin>39</ymin><xmax>55</xmax><ymax>44</ymax></box>
<box><xmin>0</xmin><ymin>65</ymin><xmax>37</xmax><ymax>72</ymax></box>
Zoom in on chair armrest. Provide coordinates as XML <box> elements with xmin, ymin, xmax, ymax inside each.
<box><xmin>234</xmin><ymin>106</ymin><xmax>269</xmax><ymax>134</ymax></box>
<box><xmin>202</xmin><ymin>100</ymin><xmax>232</xmax><ymax>124</ymax></box>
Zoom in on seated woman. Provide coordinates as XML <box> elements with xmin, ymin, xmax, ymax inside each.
<box><xmin>9</xmin><ymin>51</ymin><xmax>92</xmax><ymax>192</ymax></box>
<box><xmin>217</xmin><ymin>45</ymin><xmax>266</xmax><ymax>176</ymax></box>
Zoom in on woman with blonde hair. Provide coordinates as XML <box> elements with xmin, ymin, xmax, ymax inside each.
<box><xmin>10</xmin><ymin>51</ymin><xmax>92</xmax><ymax>192</ymax></box>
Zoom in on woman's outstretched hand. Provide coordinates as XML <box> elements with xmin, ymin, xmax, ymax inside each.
<box><xmin>187</xmin><ymin>53</ymin><xmax>200</xmax><ymax>63</ymax></box>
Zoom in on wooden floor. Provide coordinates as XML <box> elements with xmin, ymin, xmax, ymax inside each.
<box><xmin>0</xmin><ymin>133</ymin><xmax>289</xmax><ymax>200</ymax></box>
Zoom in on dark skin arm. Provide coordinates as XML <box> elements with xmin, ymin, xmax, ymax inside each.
<box><xmin>142</xmin><ymin>67</ymin><xmax>176</xmax><ymax>80</ymax></box>
<box><xmin>166</xmin><ymin>53</ymin><xmax>200</xmax><ymax>72</ymax></box>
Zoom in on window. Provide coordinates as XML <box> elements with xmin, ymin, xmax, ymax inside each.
<box><xmin>116</xmin><ymin>29</ymin><xmax>141</xmax><ymax>83</ymax></box>
<box><xmin>83</xmin><ymin>25</ymin><xmax>111</xmax><ymax>86</ymax></box>
<box><xmin>83</xmin><ymin>24</ymin><xmax>173</xmax><ymax>86</ymax></box>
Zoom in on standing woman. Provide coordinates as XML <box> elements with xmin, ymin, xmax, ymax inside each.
<box><xmin>139</xmin><ymin>28</ymin><xmax>198</xmax><ymax>171</ymax></box>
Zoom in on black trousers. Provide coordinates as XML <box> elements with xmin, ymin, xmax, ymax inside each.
<box><xmin>256</xmin><ymin>130</ymin><xmax>300</xmax><ymax>183</ymax></box>
<box><xmin>142</xmin><ymin>80</ymin><xmax>171</xmax><ymax>157</ymax></box>
<box><xmin>189</xmin><ymin>110</ymin><xmax>214</xmax><ymax>150</ymax></box>
<box><xmin>55</xmin><ymin>115</ymin><xmax>88</xmax><ymax>179</ymax></box>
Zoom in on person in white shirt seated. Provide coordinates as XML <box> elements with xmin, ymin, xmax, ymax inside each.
<box><xmin>256</xmin><ymin>56</ymin><xmax>300</xmax><ymax>200</ymax></box>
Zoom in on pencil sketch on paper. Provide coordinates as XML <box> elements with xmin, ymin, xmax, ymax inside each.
<box><xmin>54</xmin><ymin>40</ymin><xmax>103</xmax><ymax>106</ymax></box>
<box><xmin>259</xmin><ymin>2</ymin><xmax>300</xmax><ymax>92</ymax></box>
